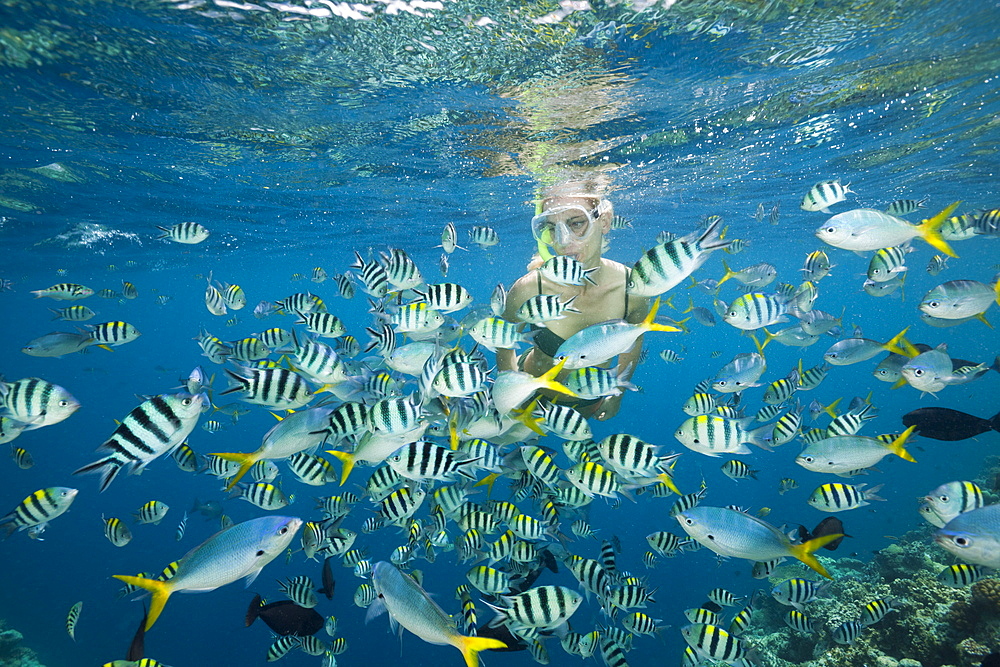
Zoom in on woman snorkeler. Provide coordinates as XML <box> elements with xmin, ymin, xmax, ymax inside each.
<box><xmin>497</xmin><ymin>183</ymin><xmax>648</xmax><ymax>421</ymax></box>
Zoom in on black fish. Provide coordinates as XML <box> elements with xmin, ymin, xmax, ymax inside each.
<box><xmin>126</xmin><ymin>606</ymin><xmax>147</xmax><ymax>660</ymax></box>
<box><xmin>318</xmin><ymin>556</ymin><xmax>335</xmax><ymax>600</ymax></box>
<box><xmin>902</xmin><ymin>407</ymin><xmax>1000</xmax><ymax>441</ymax></box>
<box><xmin>796</xmin><ymin>517</ymin><xmax>851</xmax><ymax>551</ymax></box>
<box><xmin>245</xmin><ymin>594</ymin><xmax>324</xmax><ymax>636</ymax></box>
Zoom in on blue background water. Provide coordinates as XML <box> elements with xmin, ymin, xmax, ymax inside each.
<box><xmin>1</xmin><ymin>0</ymin><xmax>998</xmax><ymax>665</ymax></box>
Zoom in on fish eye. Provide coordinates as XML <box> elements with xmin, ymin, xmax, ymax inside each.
<box><xmin>182</xmin><ymin>398</ymin><xmax>193</xmax><ymax>406</ymax></box>
<box><xmin>684</xmin><ymin>518</ymin><xmax>694</xmax><ymax>525</ymax></box>
<box><xmin>59</xmin><ymin>400</ymin><xmax>69</xmax><ymax>407</ymax></box>
<box><xmin>803</xmin><ymin>457</ymin><xmax>814</xmax><ymax>463</ymax></box>
<box><xmin>928</xmin><ymin>300</ymin><xmax>940</xmax><ymax>308</ymax></box>
<box><xmin>825</xmin><ymin>227</ymin><xmax>835</xmax><ymax>233</ymax></box>
<box><xmin>913</xmin><ymin>369</ymin><xmax>924</xmax><ymax>376</ymax></box>
<box><xmin>954</xmin><ymin>536</ymin><xmax>970</xmax><ymax>548</ymax></box>
<box><xmin>939</xmin><ymin>495</ymin><xmax>949</xmax><ymax>502</ymax></box>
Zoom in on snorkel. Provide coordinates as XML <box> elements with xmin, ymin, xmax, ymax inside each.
<box><xmin>534</xmin><ymin>198</ymin><xmax>555</xmax><ymax>261</ymax></box>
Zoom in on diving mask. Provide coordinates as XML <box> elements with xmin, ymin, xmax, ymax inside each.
<box><xmin>530</xmin><ymin>200</ymin><xmax>609</xmax><ymax>247</ymax></box>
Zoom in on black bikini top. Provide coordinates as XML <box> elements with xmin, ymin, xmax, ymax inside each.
<box><xmin>529</xmin><ymin>270</ymin><xmax>629</xmax><ymax>358</ymax></box>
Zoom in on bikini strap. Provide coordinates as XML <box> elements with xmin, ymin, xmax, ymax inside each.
<box><xmin>623</xmin><ymin>268</ymin><xmax>630</xmax><ymax>319</ymax></box>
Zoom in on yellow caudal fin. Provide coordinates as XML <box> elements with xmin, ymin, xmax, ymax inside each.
<box><xmin>474</xmin><ymin>472</ymin><xmax>501</xmax><ymax>498</ymax></box>
<box><xmin>655</xmin><ymin>472</ymin><xmax>682</xmax><ymax>496</ymax></box>
<box><xmin>328</xmin><ymin>450</ymin><xmax>355</xmax><ymax>485</ymax></box>
<box><xmin>788</xmin><ymin>534</ymin><xmax>843</xmax><ymax>579</ymax></box>
<box><xmin>642</xmin><ymin>296</ymin><xmax>682</xmax><ymax>333</ymax></box>
<box><xmin>821</xmin><ymin>397</ymin><xmax>842</xmax><ymax>419</ymax></box>
<box><xmin>882</xmin><ymin>327</ymin><xmax>912</xmax><ymax>356</ymax></box>
<box><xmin>715</xmin><ymin>259</ymin><xmax>736</xmax><ymax>288</ymax></box>
<box><xmin>918</xmin><ymin>201</ymin><xmax>961</xmax><ymax>258</ymax></box>
<box><xmin>752</xmin><ymin>332</ymin><xmax>769</xmax><ymax>356</ymax></box>
<box><xmin>112</xmin><ymin>575</ymin><xmax>172</xmax><ymax>631</ymax></box>
<box><xmin>537</xmin><ymin>358</ymin><xmax>578</xmax><ymax>399</ymax></box>
<box><xmin>891</xmin><ymin>377</ymin><xmax>908</xmax><ymax>390</ymax></box>
<box><xmin>209</xmin><ymin>452</ymin><xmax>260</xmax><ymax>491</ymax></box>
<box><xmin>976</xmin><ymin>312</ymin><xmax>994</xmax><ymax>329</ymax></box>
<box><xmin>886</xmin><ymin>425</ymin><xmax>918</xmax><ymax>463</ymax></box>
<box><xmin>512</xmin><ymin>397</ymin><xmax>547</xmax><ymax>436</ymax></box>
<box><xmin>455</xmin><ymin>634</ymin><xmax>507</xmax><ymax>667</ymax></box>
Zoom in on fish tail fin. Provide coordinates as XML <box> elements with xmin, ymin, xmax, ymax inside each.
<box><xmin>655</xmin><ymin>472</ymin><xmax>682</xmax><ymax>496</ymax></box>
<box><xmin>72</xmin><ymin>457</ymin><xmax>123</xmax><ymax>493</ymax></box>
<box><xmin>511</xmin><ymin>397</ymin><xmax>547</xmax><ymax>436</ymax></box>
<box><xmin>753</xmin><ymin>332</ymin><xmax>769</xmax><ymax>356</ymax></box>
<box><xmin>716</xmin><ymin>259</ymin><xmax>735</xmax><ymax>287</ymax></box>
<box><xmin>209</xmin><ymin>452</ymin><xmax>259</xmax><ymax>491</ymax></box>
<box><xmin>977</xmin><ymin>312</ymin><xmax>994</xmax><ymax>329</ymax></box>
<box><xmin>537</xmin><ymin>358</ymin><xmax>577</xmax><ymax>398</ymax></box>
<box><xmin>112</xmin><ymin>575</ymin><xmax>172</xmax><ymax>631</ymax></box>
<box><xmin>788</xmin><ymin>534</ymin><xmax>843</xmax><ymax>579</ymax></box>
<box><xmin>882</xmin><ymin>327</ymin><xmax>913</xmax><ymax>356</ymax></box>
<box><xmin>822</xmin><ymin>397</ymin><xmax>842</xmax><ymax>419</ymax></box>
<box><xmin>887</xmin><ymin>425</ymin><xmax>918</xmax><ymax>462</ymax></box>
<box><xmin>917</xmin><ymin>201</ymin><xmax>961</xmax><ymax>258</ymax></box>
<box><xmin>990</xmin><ymin>408</ymin><xmax>1000</xmax><ymax>434</ymax></box>
<box><xmin>328</xmin><ymin>450</ymin><xmax>355</xmax><ymax>485</ymax></box>
<box><xmin>455</xmin><ymin>634</ymin><xmax>507</xmax><ymax>667</ymax></box>
<box><xmin>474</xmin><ymin>472</ymin><xmax>501</xmax><ymax>498</ymax></box>
<box><xmin>642</xmin><ymin>298</ymin><xmax>681</xmax><ymax>333</ymax></box>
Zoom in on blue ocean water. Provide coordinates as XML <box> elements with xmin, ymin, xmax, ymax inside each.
<box><xmin>1</xmin><ymin>0</ymin><xmax>999</xmax><ymax>665</ymax></box>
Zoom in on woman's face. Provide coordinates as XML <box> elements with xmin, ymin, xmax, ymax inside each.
<box><xmin>540</xmin><ymin>196</ymin><xmax>610</xmax><ymax>265</ymax></box>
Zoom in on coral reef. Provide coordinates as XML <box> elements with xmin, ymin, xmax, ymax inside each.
<box><xmin>734</xmin><ymin>462</ymin><xmax>1000</xmax><ymax>667</ymax></box>
<box><xmin>0</xmin><ymin>620</ymin><xmax>46</xmax><ymax>667</ymax></box>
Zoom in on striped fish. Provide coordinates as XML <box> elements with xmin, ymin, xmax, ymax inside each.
<box><xmin>623</xmin><ymin>612</ymin><xmax>659</xmax><ymax>636</ymax></box>
<box><xmin>334</xmin><ymin>273</ymin><xmax>356</xmax><ymax>299</ymax></box>
<box><xmin>491</xmin><ymin>585</ymin><xmax>583</xmax><ymax>631</ymax></box>
<box><xmin>539</xmin><ymin>256</ymin><xmax>597</xmax><ymax>286</ymax></box>
<box><xmin>885</xmin><ymin>196</ymin><xmax>928</xmax><ymax>217</ymax></box>
<box><xmin>785</xmin><ymin>609</ymin><xmax>815</xmax><ymax>633</ymax></box>
<box><xmin>228</xmin><ymin>337</ymin><xmax>269</xmax><ymax>362</ymax></box>
<box><xmin>469</xmin><ymin>225</ymin><xmax>500</xmax><ymax>248</ymax></box>
<box><xmin>31</xmin><ymin>282</ymin><xmax>94</xmax><ymax>300</ymax></box>
<box><xmin>9</xmin><ymin>445</ymin><xmax>32</xmax><ymax>469</ymax></box>
<box><xmin>937</xmin><ymin>563</ymin><xmax>985</xmax><ymax>587</ymax></box>
<box><xmin>433</xmin><ymin>362</ymin><xmax>487</xmax><ymax>398</ymax></box>
<box><xmin>367</xmin><ymin>396</ymin><xmax>422</xmax><ymax>435</ymax></box>
<box><xmin>204</xmin><ymin>276</ymin><xmax>227</xmax><ymax>316</ymax></box>
<box><xmin>0</xmin><ymin>487</ymin><xmax>78</xmax><ymax>538</ymax></box>
<box><xmin>771</xmin><ymin>578</ymin><xmax>827</xmax><ymax>610</ymax></box>
<box><xmin>680</xmin><ymin>623</ymin><xmax>745</xmax><ymax>663</ymax></box>
<box><xmin>49</xmin><ymin>305</ymin><xmax>96</xmax><ymax>321</ymax></box>
<box><xmin>235</xmin><ymin>483</ymin><xmax>291</xmax><ymax>510</ymax></box>
<box><xmin>66</xmin><ymin>601</ymin><xmax>82</xmax><ymax>640</ymax></box>
<box><xmin>538</xmin><ymin>403</ymin><xmax>591</xmax><ymax>441</ymax></box>
<box><xmin>287</xmin><ymin>452</ymin><xmax>337</xmax><ymax>486</ymax></box>
<box><xmin>103</xmin><ymin>515</ymin><xmax>133</xmax><ymax>546</ymax></box>
<box><xmin>646</xmin><ymin>531</ymin><xmax>691</xmax><ymax>556</ymax></box>
<box><xmin>465</xmin><ymin>565</ymin><xmax>513</xmax><ymax>594</ymax></box>
<box><xmin>220</xmin><ymin>367</ymin><xmax>312</xmax><ymax>409</ymax></box>
<box><xmin>565</xmin><ymin>461</ymin><xmax>621</xmax><ymax>498</ymax></box>
<box><xmin>74</xmin><ymin>392</ymin><xmax>206</xmax><ymax>492</ymax></box>
<box><xmin>134</xmin><ymin>500</ymin><xmax>170</xmax><ymax>525</ymax></box>
<box><xmin>801</xmin><ymin>180</ymin><xmax>851</xmax><ymax>213</ymax></box>
<box><xmin>801</xmin><ymin>250</ymin><xmax>834</xmax><ymax>281</ymax></box>
<box><xmin>860</xmin><ymin>597</ymin><xmax>898</xmax><ymax>626</ymax></box>
<box><xmin>721</xmin><ymin>459</ymin><xmax>758</xmax><ymax>481</ymax></box>
<box><xmin>298</xmin><ymin>312</ymin><xmax>346</xmax><ymax>338</ymax></box>
<box><xmin>276</xmin><ymin>292</ymin><xmax>326</xmax><ymax>315</ymax></box>
<box><xmin>157</xmin><ymin>221</ymin><xmax>209</xmax><ymax>244</ymax></box>
<box><xmin>381</xmin><ymin>248</ymin><xmax>423</xmax><ymax>291</ymax></box>
<box><xmin>598</xmin><ymin>433</ymin><xmax>676</xmax><ymax>477</ymax></box>
<box><xmin>832</xmin><ymin>620</ymin><xmax>865</xmax><ymax>645</ymax></box>
<box><xmin>763</xmin><ymin>369</ymin><xmax>798</xmax><ymax>405</ymax></box>
<box><xmin>414</xmin><ymin>283</ymin><xmax>472</xmax><ymax>313</ymax></box>
<box><xmin>468</xmin><ymin>316</ymin><xmax>530</xmax><ymax>351</ymax></box>
<box><xmin>808</xmin><ymin>482</ymin><xmax>884</xmax><ymax>512</ymax></box>
<box><xmin>439</xmin><ymin>222</ymin><xmax>463</xmax><ymax>254</ymax></box>
<box><xmin>723</xmin><ymin>292</ymin><xmax>788</xmax><ymax>330</ymax></box>
<box><xmin>279</xmin><ymin>575</ymin><xmax>318</xmax><ymax>608</ymax></box>
<box><xmin>266</xmin><ymin>635</ymin><xmax>301</xmax><ymax>661</ymax></box>
<box><xmin>516</xmin><ymin>294</ymin><xmax>580</xmax><ymax>325</ymax></box>
<box><xmin>627</xmin><ymin>216</ymin><xmax>732</xmax><ymax>297</ymax></box>
<box><xmin>219</xmin><ymin>283</ymin><xmax>246</xmax><ymax>310</ymax></box>
<box><xmin>171</xmin><ymin>443</ymin><xmax>200</xmax><ymax>473</ymax></box>
<box><xmin>387</xmin><ymin>441</ymin><xmax>477</xmax><ymax>482</ymax></box>
<box><xmin>0</xmin><ymin>377</ymin><xmax>80</xmax><ymax>430</ymax></box>
<box><xmin>599</xmin><ymin>639</ymin><xmax>629</xmax><ymax>667</ymax></box>
<box><xmin>867</xmin><ymin>245</ymin><xmax>909</xmax><ymax>282</ymax></box>
<box><xmin>379</xmin><ymin>488</ymin><xmax>426</xmax><ymax>526</ymax></box>
<box><xmin>350</xmin><ymin>253</ymin><xmax>389</xmax><ymax>297</ymax></box>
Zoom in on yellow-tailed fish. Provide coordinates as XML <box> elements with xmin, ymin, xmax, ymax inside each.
<box><xmin>369</xmin><ymin>561</ymin><xmax>505</xmax><ymax>667</ymax></box>
<box><xmin>114</xmin><ymin>516</ymin><xmax>300</xmax><ymax>630</ymax></box>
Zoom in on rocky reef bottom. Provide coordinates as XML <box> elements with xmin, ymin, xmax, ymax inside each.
<box><xmin>740</xmin><ymin>456</ymin><xmax>1000</xmax><ymax>667</ymax></box>
<box><xmin>0</xmin><ymin>619</ymin><xmax>46</xmax><ymax>667</ymax></box>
